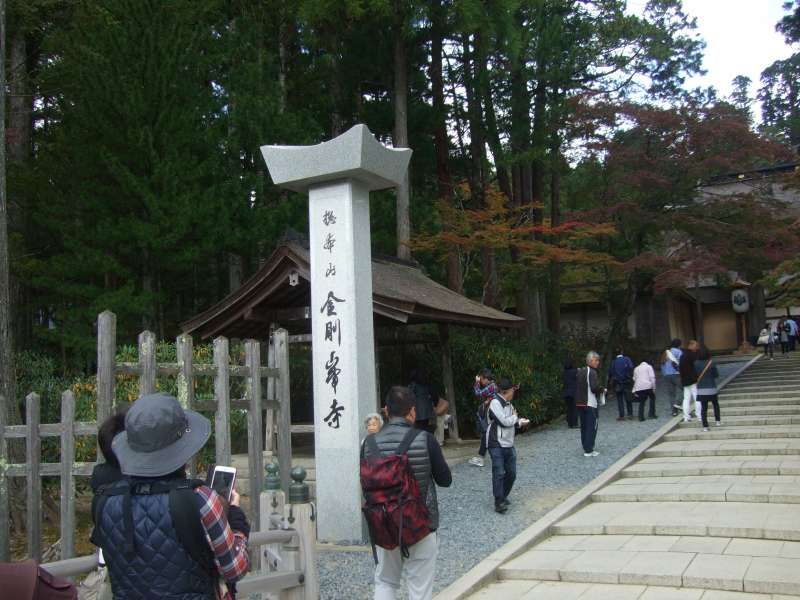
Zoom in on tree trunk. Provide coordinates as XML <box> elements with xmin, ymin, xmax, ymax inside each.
<box><xmin>8</xmin><ymin>28</ymin><xmax>31</xmax><ymax>164</ymax></box>
<box><xmin>393</xmin><ymin>0</ymin><xmax>411</xmax><ymax>261</ymax></box>
<box><xmin>546</xmin><ymin>144</ymin><xmax>562</xmax><ymax>333</ymax></box>
<box><xmin>0</xmin><ymin>0</ymin><xmax>14</xmax><ymax>415</ymax></box>
<box><xmin>430</xmin><ymin>0</ymin><xmax>460</xmax><ymax>292</ymax></box>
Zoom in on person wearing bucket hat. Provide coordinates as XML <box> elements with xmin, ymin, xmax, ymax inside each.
<box><xmin>92</xmin><ymin>393</ymin><xmax>250</xmax><ymax>600</ymax></box>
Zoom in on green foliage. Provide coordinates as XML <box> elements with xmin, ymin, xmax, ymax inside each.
<box><xmin>447</xmin><ymin>329</ymin><xmax>565</xmax><ymax>433</ymax></box>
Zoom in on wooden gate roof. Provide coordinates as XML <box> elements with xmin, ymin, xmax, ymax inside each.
<box><xmin>181</xmin><ymin>241</ymin><xmax>524</xmax><ymax>339</ymax></box>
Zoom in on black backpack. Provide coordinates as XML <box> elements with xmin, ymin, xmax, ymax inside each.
<box><xmin>91</xmin><ymin>478</ymin><xmax>215</xmax><ymax>576</ymax></box>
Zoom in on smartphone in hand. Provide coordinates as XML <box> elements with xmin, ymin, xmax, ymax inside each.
<box><xmin>209</xmin><ymin>465</ymin><xmax>237</xmax><ymax>502</ymax></box>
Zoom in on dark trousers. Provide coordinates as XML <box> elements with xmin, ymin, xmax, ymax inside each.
<box><xmin>791</xmin><ymin>335</ymin><xmax>797</xmax><ymax>351</ymax></box>
<box><xmin>615</xmin><ymin>384</ymin><xmax>632</xmax><ymax>418</ymax></box>
<box><xmin>414</xmin><ymin>419</ymin><xmax>436</xmax><ymax>434</ymax></box>
<box><xmin>764</xmin><ymin>343</ymin><xmax>774</xmax><ymax>358</ymax></box>
<box><xmin>476</xmin><ymin>408</ymin><xmax>487</xmax><ymax>457</ymax></box>
<box><xmin>488</xmin><ymin>446</ymin><xmax>517</xmax><ymax>503</ymax></box>
<box><xmin>699</xmin><ymin>394</ymin><xmax>721</xmax><ymax>427</ymax></box>
<box><xmin>781</xmin><ymin>341</ymin><xmax>789</xmax><ymax>354</ymax></box>
<box><xmin>633</xmin><ymin>390</ymin><xmax>656</xmax><ymax>420</ymax></box>
<box><xmin>564</xmin><ymin>395</ymin><xmax>578</xmax><ymax>428</ymax></box>
<box><xmin>578</xmin><ymin>406</ymin><xmax>598</xmax><ymax>453</ymax></box>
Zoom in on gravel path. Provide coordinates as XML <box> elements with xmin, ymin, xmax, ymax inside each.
<box><xmin>318</xmin><ymin>360</ymin><xmax>749</xmax><ymax>599</ymax></box>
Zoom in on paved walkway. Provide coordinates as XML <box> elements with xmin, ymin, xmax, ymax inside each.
<box><xmin>454</xmin><ymin>353</ymin><xmax>800</xmax><ymax>600</ymax></box>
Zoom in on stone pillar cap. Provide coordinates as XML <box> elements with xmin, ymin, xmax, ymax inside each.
<box><xmin>261</xmin><ymin>124</ymin><xmax>412</xmax><ymax>194</ymax></box>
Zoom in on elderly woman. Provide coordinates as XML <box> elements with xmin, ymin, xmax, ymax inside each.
<box><xmin>574</xmin><ymin>351</ymin><xmax>606</xmax><ymax>458</ymax></box>
<box><xmin>364</xmin><ymin>412</ymin><xmax>384</xmax><ymax>435</ymax></box>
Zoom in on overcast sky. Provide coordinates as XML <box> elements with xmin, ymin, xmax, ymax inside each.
<box><xmin>682</xmin><ymin>0</ymin><xmax>793</xmax><ymax>97</ymax></box>
<box><xmin>628</xmin><ymin>0</ymin><xmax>795</xmax><ymax>105</ymax></box>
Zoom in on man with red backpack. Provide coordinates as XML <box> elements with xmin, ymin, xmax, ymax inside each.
<box><xmin>361</xmin><ymin>386</ymin><xmax>452</xmax><ymax>600</ymax></box>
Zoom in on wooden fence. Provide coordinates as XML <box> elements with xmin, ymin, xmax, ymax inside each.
<box><xmin>0</xmin><ymin>310</ymin><xmax>293</xmax><ymax>564</ymax></box>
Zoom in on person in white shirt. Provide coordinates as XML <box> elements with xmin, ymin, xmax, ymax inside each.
<box><xmin>632</xmin><ymin>360</ymin><xmax>657</xmax><ymax>421</ymax></box>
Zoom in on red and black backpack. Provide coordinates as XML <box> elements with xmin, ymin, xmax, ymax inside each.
<box><xmin>360</xmin><ymin>428</ymin><xmax>431</xmax><ymax>562</ymax></box>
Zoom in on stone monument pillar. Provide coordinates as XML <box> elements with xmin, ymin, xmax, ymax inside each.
<box><xmin>261</xmin><ymin>125</ymin><xmax>412</xmax><ymax>542</ymax></box>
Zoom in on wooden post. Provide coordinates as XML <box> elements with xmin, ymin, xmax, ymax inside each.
<box><xmin>284</xmin><ymin>500</ymin><xmax>318</xmax><ymax>600</ymax></box>
<box><xmin>138</xmin><ymin>330</ymin><xmax>156</xmax><ymax>396</ymax></box>
<box><xmin>176</xmin><ymin>334</ymin><xmax>196</xmax><ymax>476</ymax></box>
<box><xmin>96</xmin><ymin>311</ymin><xmax>116</xmax><ymax>443</ymax></box>
<box><xmin>60</xmin><ymin>390</ymin><xmax>76</xmax><ymax>560</ymax></box>
<box><xmin>213</xmin><ymin>337</ymin><xmax>231</xmax><ymax>467</ymax></box>
<box><xmin>245</xmin><ymin>339</ymin><xmax>264</xmax><ymax>536</ymax></box>
<box><xmin>26</xmin><ymin>392</ymin><xmax>41</xmax><ymax>561</ymax></box>
<box><xmin>274</xmin><ymin>329</ymin><xmax>292</xmax><ymax>494</ymax></box>
<box><xmin>0</xmin><ymin>393</ymin><xmax>8</xmax><ymax>561</ymax></box>
<box><xmin>265</xmin><ymin>335</ymin><xmax>276</xmax><ymax>456</ymax></box>
<box><xmin>438</xmin><ymin>323</ymin><xmax>460</xmax><ymax>442</ymax></box>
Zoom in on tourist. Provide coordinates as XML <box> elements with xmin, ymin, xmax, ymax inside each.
<box><xmin>562</xmin><ymin>359</ymin><xmax>578</xmax><ymax>429</ymax></box>
<box><xmin>632</xmin><ymin>359</ymin><xmax>657</xmax><ymax>421</ymax></box>
<box><xmin>575</xmin><ymin>351</ymin><xmax>605</xmax><ymax>458</ymax></box>
<box><xmin>679</xmin><ymin>339</ymin><xmax>700</xmax><ymax>421</ymax></box>
<box><xmin>694</xmin><ymin>347</ymin><xmax>721</xmax><ymax>431</ymax></box>
<box><xmin>789</xmin><ymin>316</ymin><xmax>798</xmax><ymax>352</ymax></box>
<box><xmin>92</xmin><ymin>393</ymin><xmax>250</xmax><ymax>600</ymax></box>
<box><xmin>469</xmin><ymin>368</ymin><xmax>496</xmax><ymax>468</ymax></box>
<box><xmin>408</xmin><ymin>368</ymin><xmax>440</xmax><ymax>434</ymax></box>
<box><xmin>609</xmin><ymin>348</ymin><xmax>634</xmax><ymax>421</ymax></box>
<box><xmin>90</xmin><ymin>408</ymin><xmax>128</xmax><ymax>494</ymax></box>
<box><xmin>661</xmin><ymin>339</ymin><xmax>683</xmax><ymax>416</ymax></box>
<box><xmin>364</xmin><ymin>412</ymin><xmax>384</xmax><ymax>435</ymax></box>
<box><xmin>365</xmin><ymin>386</ymin><xmax>452</xmax><ymax>600</ymax></box>
<box><xmin>758</xmin><ymin>324</ymin><xmax>775</xmax><ymax>360</ymax></box>
<box><xmin>779</xmin><ymin>318</ymin><xmax>790</xmax><ymax>355</ymax></box>
<box><xmin>485</xmin><ymin>378</ymin><xmax>529</xmax><ymax>513</ymax></box>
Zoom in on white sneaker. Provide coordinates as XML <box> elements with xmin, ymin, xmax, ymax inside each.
<box><xmin>703</xmin><ymin>427</ymin><xmax>710</xmax><ymax>432</ymax></box>
<box><xmin>715</xmin><ymin>421</ymin><xmax>722</xmax><ymax>427</ymax></box>
<box><xmin>683</xmin><ymin>417</ymin><xmax>692</xmax><ymax>422</ymax></box>
<box><xmin>591</xmin><ymin>451</ymin><xmax>599</xmax><ymax>457</ymax></box>
<box><xmin>583</xmin><ymin>452</ymin><xmax>593</xmax><ymax>457</ymax></box>
<box><xmin>468</xmin><ymin>456</ymin><xmax>484</xmax><ymax>467</ymax></box>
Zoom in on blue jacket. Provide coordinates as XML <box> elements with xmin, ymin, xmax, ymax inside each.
<box><xmin>562</xmin><ymin>367</ymin><xmax>577</xmax><ymax>398</ymax></box>
<box><xmin>96</xmin><ymin>479</ymin><xmax>215</xmax><ymax>600</ymax></box>
<box><xmin>610</xmin><ymin>355</ymin><xmax>634</xmax><ymax>385</ymax></box>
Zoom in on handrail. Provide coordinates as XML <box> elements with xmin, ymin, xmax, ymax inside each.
<box><xmin>39</xmin><ymin>528</ymin><xmax>299</xmax><ymax>579</ymax></box>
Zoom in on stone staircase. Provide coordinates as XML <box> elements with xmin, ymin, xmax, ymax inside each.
<box><xmin>465</xmin><ymin>353</ymin><xmax>800</xmax><ymax>599</ymax></box>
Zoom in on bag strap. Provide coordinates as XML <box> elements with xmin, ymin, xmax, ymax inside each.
<box><xmin>168</xmin><ymin>479</ymin><xmax>217</xmax><ymax>577</ymax></box>
<box><xmin>396</xmin><ymin>427</ymin><xmax>422</xmax><ymax>456</ymax></box>
<box><xmin>697</xmin><ymin>360</ymin><xmax>713</xmax><ymax>383</ymax></box>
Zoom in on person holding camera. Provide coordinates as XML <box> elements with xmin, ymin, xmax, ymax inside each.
<box><xmin>92</xmin><ymin>393</ymin><xmax>250</xmax><ymax>600</ymax></box>
<box><xmin>485</xmin><ymin>378</ymin><xmax>529</xmax><ymax>513</ymax></box>
<box><xmin>469</xmin><ymin>368</ymin><xmax>497</xmax><ymax>467</ymax></box>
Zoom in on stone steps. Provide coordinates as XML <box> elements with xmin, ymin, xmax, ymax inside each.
<box><xmin>720</xmin><ymin>398</ymin><xmax>800</xmax><ymax>407</ymax></box>
<box><xmin>551</xmin><ymin>501</ymin><xmax>800</xmax><ymax>541</ymax></box>
<box><xmin>677</xmin><ymin>415</ymin><xmax>800</xmax><ymax>428</ymax></box>
<box><xmin>497</xmin><ymin>536</ymin><xmax>800</xmax><ymax>595</ymax></box>
<box><xmin>721</xmin><ymin>393</ymin><xmax>800</xmax><ymax>402</ymax></box>
<box><xmin>592</xmin><ymin>480</ymin><xmax>800</xmax><ymax>503</ymax></box>
<box><xmin>645</xmin><ymin>439</ymin><xmax>800</xmax><ymax>458</ymax></box>
<box><xmin>720</xmin><ymin>382</ymin><xmax>800</xmax><ymax>396</ymax></box>
<box><xmin>621</xmin><ymin>456</ymin><xmax>800</xmax><ymax>478</ymax></box>
<box><xmin>471</xmin><ymin>579</ymin><xmax>794</xmax><ymax>599</ymax></box>
<box><xmin>720</xmin><ymin>406</ymin><xmax>800</xmax><ymax>416</ymax></box>
<box><xmin>665</xmin><ymin>426</ymin><xmax>800</xmax><ymax>441</ymax></box>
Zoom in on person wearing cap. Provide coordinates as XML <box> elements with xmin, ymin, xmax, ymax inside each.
<box><xmin>92</xmin><ymin>393</ymin><xmax>250</xmax><ymax>600</ymax></box>
<box><xmin>486</xmin><ymin>377</ymin><xmax>529</xmax><ymax>513</ymax></box>
<box><xmin>469</xmin><ymin>368</ymin><xmax>496</xmax><ymax>467</ymax></box>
